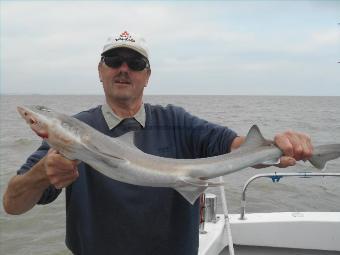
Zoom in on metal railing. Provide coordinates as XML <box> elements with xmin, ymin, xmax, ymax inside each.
<box><xmin>240</xmin><ymin>172</ymin><xmax>340</xmax><ymax>220</ymax></box>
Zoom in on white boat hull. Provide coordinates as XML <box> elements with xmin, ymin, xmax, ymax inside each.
<box><xmin>199</xmin><ymin>212</ymin><xmax>340</xmax><ymax>255</ymax></box>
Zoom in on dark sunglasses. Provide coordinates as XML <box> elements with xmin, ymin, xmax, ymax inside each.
<box><xmin>102</xmin><ymin>56</ymin><xmax>149</xmax><ymax>71</ymax></box>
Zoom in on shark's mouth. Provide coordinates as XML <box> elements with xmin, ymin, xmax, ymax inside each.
<box><xmin>31</xmin><ymin>123</ymin><xmax>49</xmax><ymax>139</ymax></box>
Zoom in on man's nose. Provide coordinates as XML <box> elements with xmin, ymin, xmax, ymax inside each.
<box><xmin>118</xmin><ymin>62</ymin><xmax>130</xmax><ymax>72</ymax></box>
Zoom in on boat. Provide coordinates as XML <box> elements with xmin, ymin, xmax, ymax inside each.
<box><xmin>198</xmin><ymin>172</ymin><xmax>340</xmax><ymax>255</ymax></box>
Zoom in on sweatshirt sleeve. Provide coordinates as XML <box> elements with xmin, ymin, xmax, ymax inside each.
<box><xmin>169</xmin><ymin>105</ymin><xmax>238</xmax><ymax>158</ymax></box>
<box><xmin>17</xmin><ymin>141</ymin><xmax>62</xmax><ymax>204</ymax></box>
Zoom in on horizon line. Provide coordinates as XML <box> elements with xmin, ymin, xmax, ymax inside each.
<box><xmin>1</xmin><ymin>93</ymin><xmax>340</xmax><ymax>97</ymax></box>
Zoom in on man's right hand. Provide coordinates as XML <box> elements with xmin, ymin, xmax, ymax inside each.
<box><xmin>44</xmin><ymin>148</ymin><xmax>79</xmax><ymax>189</ymax></box>
<box><xmin>3</xmin><ymin>149</ymin><xmax>79</xmax><ymax>215</ymax></box>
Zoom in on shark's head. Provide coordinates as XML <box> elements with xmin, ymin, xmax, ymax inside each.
<box><xmin>17</xmin><ymin>105</ymin><xmax>54</xmax><ymax>139</ymax></box>
<box><xmin>17</xmin><ymin>105</ymin><xmax>84</xmax><ymax>151</ymax></box>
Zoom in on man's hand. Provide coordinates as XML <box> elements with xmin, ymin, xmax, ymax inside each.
<box><xmin>274</xmin><ymin>130</ymin><xmax>313</xmax><ymax>168</ymax></box>
<box><xmin>230</xmin><ymin>129</ymin><xmax>313</xmax><ymax>169</ymax></box>
<box><xmin>3</xmin><ymin>149</ymin><xmax>79</xmax><ymax>215</ymax></box>
<box><xmin>44</xmin><ymin>148</ymin><xmax>79</xmax><ymax>189</ymax></box>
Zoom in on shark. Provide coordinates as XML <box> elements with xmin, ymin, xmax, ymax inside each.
<box><xmin>17</xmin><ymin>105</ymin><xmax>340</xmax><ymax>204</ymax></box>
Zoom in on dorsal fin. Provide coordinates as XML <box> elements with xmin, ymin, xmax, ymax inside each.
<box><xmin>240</xmin><ymin>125</ymin><xmax>267</xmax><ymax>149</ymax></box>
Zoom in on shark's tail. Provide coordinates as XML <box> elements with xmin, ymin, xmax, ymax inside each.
<box><xmin>309</xmin><ymin>144</ymin><xmax>340</xmax><ymax>170</ymax></box>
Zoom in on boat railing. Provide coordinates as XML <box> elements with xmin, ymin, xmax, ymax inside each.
<box><xmin>240</xmin><ymin>172</ymin><xmax>340</xmax><ymax>220</ymax></box>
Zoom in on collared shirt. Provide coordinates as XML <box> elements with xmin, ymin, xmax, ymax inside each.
<box><xmin>101</xmin><ymin>103</ymin><xmax>146</xmax><ymax>130</ymax></box>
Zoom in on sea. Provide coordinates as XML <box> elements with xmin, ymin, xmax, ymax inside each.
<box><xmin>0</xmin><ymin>95</ymin><xmax>339</xmax><ymax>255</ymax></box>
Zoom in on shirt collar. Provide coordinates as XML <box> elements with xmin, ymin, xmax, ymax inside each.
<box><xmin>101</xmin><ymin>103</ymin><xmax>146</xmax><ymax>130</ymax></box>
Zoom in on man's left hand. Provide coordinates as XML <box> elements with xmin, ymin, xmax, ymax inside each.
<box><xmin>274</xmin><ymin>130</ymin><xmax>313</xmax><ymax>168</ymax></box>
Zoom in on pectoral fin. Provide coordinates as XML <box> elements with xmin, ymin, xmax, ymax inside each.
<box><xmin>82</xmin><ymin>134</ymin><xmax>128</xmax><ymax>165</ymax></box>
<box><xmin>175</xmin><ymin>186</ymin><xmax>207</xmax><ymax>205</ymax></box>
<box><xmin>174</xmin><ymin>177</ymin><xmax>224</xmax><ymax>204</ymax></box>
<box><xmin>179</xmin><ymin>176</ymin><xmax>224</xmax><ymax>187</ymax></box>
<box><xmin>85</xmin><ymin>142</ymin><xmax>126</xmax><ymax>164</ymax></box>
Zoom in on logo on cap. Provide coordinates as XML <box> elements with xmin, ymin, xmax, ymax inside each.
<box><xmin>115</xmin><ymin>31</ymin><xmax>135</xmax><ymax>43</ymax></box>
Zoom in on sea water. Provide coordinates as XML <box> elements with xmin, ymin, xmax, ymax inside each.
<box><xmin>1</xmin><ymin>95</ymin><xmax>339</xmax><ymax>254</ymax></box>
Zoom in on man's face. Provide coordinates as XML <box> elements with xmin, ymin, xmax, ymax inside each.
<box><xmin>98</xmin><ymin>48</ymin><xmax>151</xmax><ymax>104</ymax></box>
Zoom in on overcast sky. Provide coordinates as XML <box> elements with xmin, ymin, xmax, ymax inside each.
<box><xmin>1</xmin><ymin>1</ymin><xmax>339</xmax><ymax>95</ymax></box>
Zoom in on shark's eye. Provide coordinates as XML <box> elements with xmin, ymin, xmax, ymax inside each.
<box><xmin>37</xmin><ymin>106</ymin><xmax>51</xmax><ymax>112</ymax></box>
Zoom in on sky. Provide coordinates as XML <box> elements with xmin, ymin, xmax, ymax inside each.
<box><xmin>1</xmin><ymin>1</ymin><xmax>339</xmax><ymax>96</ymax></box>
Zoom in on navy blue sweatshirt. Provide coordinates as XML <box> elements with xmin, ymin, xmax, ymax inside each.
<box><xmin>18</xmin><ymin>103</ymin><xmax>237</xmax><ymax>255</ymax></box>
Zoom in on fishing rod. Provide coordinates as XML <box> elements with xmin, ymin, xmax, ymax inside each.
<box><xmin>240</xmin><ymin>172</ymin><xmax>340</xmax><ymax>220</ymax></box>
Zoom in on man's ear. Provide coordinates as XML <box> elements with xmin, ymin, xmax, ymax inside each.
<box><xmin>144</xmin><ymin>69</ymin><xmax>151</xmax><ymax>87</ymax></box>
<box><xmin>98</xmin><ymin>62</ymin><xmax>103</xmax><ymax>82</ymax></box>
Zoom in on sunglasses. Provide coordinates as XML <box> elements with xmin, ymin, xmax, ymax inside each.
<box><xmin>102</xmin><ymin>55</ymin><xmax>149</xmax><ymax>71</ymax></box>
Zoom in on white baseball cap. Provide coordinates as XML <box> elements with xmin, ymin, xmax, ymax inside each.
<box><xmin>101</xmin><ymin>31</ymin><xmax>149</xmax><ymax>59</ymax></box>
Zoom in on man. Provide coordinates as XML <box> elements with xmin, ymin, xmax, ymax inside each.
<box><xmin>3</xmin><ymin>31</ymin><xmax>312</xmax><ymax>255</ymax></box>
